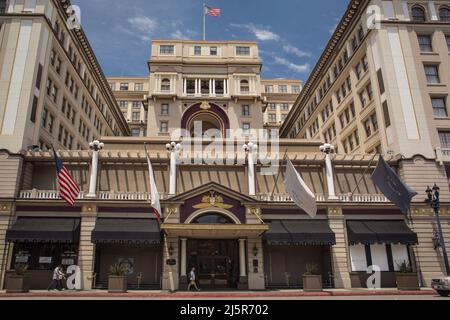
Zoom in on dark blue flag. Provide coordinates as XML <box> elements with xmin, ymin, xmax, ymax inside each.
<box><xmin>371</xmin><ymin>156</ymin><xmax>417</xmax><ymax>214</ymax></box>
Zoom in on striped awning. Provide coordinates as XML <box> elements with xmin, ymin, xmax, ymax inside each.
<box><xmin>6</xmin><ymin>218</ymin><xmax>80</xmax><ymax>243</ymax></box>
<box><xmin>92</xmin><ymin>218</ymin><xmax>161</xmax><ymax>244</ymax></box>
<box><xmin>264</xmin><ymin>220</ymin><xmax>336</xmax><ymax>246</ymax></box>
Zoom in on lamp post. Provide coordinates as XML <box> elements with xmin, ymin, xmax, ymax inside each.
<box><xmin>426</xmin><ymin>184</ymin><xmax>450</xmax><ymax>276</ymax></box>
<box><xmin>86</xmin><ymin>140</ymin><xmax>104</xmax><ymax>198</ymax></box>
<box><xmin>166</xmin><ymin>142</ymin><xmax>181</xmax><ymax>195</ymax></box>
<box><xmin>320</xmin><ymin>143</ymin><xmax>338</xmax><ymax>200</ymax></box>
<box><xmin>243</xmin><ymin>142</ymin><xmax>258</xmax><ymax>197</ymax></box>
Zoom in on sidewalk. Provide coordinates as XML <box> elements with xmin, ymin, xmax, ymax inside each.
<box><xmin>0</xmin><ymin>288</ymin><xmax>437</xmax><ymax>299</ymax></box>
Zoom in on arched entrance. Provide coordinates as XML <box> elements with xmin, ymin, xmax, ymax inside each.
<box><xmin>181</xmin><ymin>103</ymin><xmax>230</xmax><ymax>137</ymax></box>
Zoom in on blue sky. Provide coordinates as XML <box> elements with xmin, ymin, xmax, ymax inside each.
<box><xmin>72</xmin><ymin>0</ymin><xmax>349</xmax><ymax>81</ymax></box>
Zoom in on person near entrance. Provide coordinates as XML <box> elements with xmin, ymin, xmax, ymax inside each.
<box><xmin>47</xmin><ymin>265</ymin><xmax>65</xmax><ymax>291</ymax></box>
<box><xmin>187</xmin><ymin>267</ymin><xmax>200</xmax><ymax>291</ymax></box>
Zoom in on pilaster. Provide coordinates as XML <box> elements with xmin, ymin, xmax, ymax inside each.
<box><xmin>0</xmin><ymin>202</ymin><xmax>14</xmax><ymax>290</ymax></box>
<box><xmin>78</xmin><ymin>205</ymin><xmax>97</xmax><ymax>290</ymax></box>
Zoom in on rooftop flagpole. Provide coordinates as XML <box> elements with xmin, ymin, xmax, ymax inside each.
<box><xmin>203</xmin><ymin>1</ymin><xmax>206</xmax><ymax>40</ymax></box>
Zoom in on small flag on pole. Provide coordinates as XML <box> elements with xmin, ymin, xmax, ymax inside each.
<box><xmin>371</xmin><ymin>156</ymin><xmax>417</xmax><ymax>214</ymax></box>
<box><xmin>284</xmin><ymin>158</ymin><xmax>317</xmax><ymax>218</ymax></box>
<box><xmin>52</xmin><ymin>147</ymin><xmax>80</xmax><ymax>207</ymax></box>
<box><xmin>204</xmin><ymin>6</ymin><xmax>221</xmax><ymax>17</ymax></box>
<box><xmin>145</xmin><ymin>147</ymin><xmax>162</xmax><ymax>222</ymax></box>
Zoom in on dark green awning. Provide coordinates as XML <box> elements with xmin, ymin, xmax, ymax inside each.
<box><xmin>264</xmin><ymin>220</ymin><xmax>336</xmax><ymax>246</ymax></box>
<box><xmin>6</xmin><ymin>218</ymin><xmax>80</xmax><ymax>243</ymax></box>
<box><xmin>347</xmin><ymin>220</ymin><xmax>418</xmax><ymax>245</ymax></box>
<box><xmin>92</xmin><ymin>218</ymin><xmax>161</xmax><ymax>244</ymax></box>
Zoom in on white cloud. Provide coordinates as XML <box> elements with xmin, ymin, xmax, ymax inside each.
<box><xmin>230</xmin><ymin>23</ymin><xmax>280</xmax><ymax>41</ymax></box>
<box><xmin>282</xmin><ymin>44</ymin><xmax>311</xmax><ymax>58</ymax></box>
<box><xmin>273</xmin><ymin>57</ymin><xmax>310</xmax><ymax>73</ymax></box>
<box><xmin>171</xmin><ymin>29</ymin><xmax>198</xmax><ymax>40</ymax></box>
<box><xmin>127</xmin><ymin>16</ymin><xmax>157</xmax><ymax>41</ymax></box>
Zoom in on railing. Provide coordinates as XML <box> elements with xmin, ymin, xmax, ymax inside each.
<box><xmin>19</xmin><ymin>190</ymin><xmax>167</xmax><ymax>201</ymax></box>
<box><xmin>256</xmin><ymin>193</ymin><xmax>388</xmax><ymax>203</ymax></box>
<box><xmin>435</xmin><ymin>147</ymin><xmax>450</xmax><ymax>165</ymax></box>
<box><xmin>19</xmin><ymin>190</ymin><xmax>86</xmax><ymax>199</ymax></box>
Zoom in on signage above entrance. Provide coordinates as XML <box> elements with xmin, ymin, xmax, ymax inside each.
<box><xmin>193</xmin><ymin>191</ymin><xmax>234</xmax><ymax>210</ymax></box>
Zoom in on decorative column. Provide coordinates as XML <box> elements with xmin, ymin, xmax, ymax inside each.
<box><xmin>320</xmin><ymin>143</ymin><xmax>338</xmax><ymax>200</ymax></box>
<box><xmin>238</xmin><ymin>239</ymin><xmax>248</xmax><ymax>289</ymax></box>
<box><xmin>166</xmin><ymin>142</ymin><xmax>181</xmax><ymax>195</ymax></box>
<box><xmin>180</xmin><ymin>238</ymin><xmax>187</xmax><ymax>286</ymax></box>
<box><xmin>86</xmin><ymin>140</ymin><xmax>104</xmax><ymax>199</ymax></box>
<box><xmin>79</xmin><ymin>205</ymin><xmax>98</xmax><ymax>290</ymax></box>
<box><xmin>243</xmin><ymin>143</ymin><xmax>258</xmax><ymax>197</ymax></box>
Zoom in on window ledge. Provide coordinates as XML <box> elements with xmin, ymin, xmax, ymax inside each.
<box><xmin>420</xmin><ymin>52</ymin><xmax>439</xmax><ymax>56</ymax></box>
<box><xmin>427</xmin><ymin>83</ymin><xmax>447</xmax><ymax>87</ymax></box>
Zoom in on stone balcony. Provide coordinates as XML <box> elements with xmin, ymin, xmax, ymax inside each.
<box><xmin>18</xmin><ymin>190</ymin><xmax>388</xmax><ymax>203</ymax></box>
<box><xmin>436</xmin><ymin>147</ymin><xmax>450</xmax><ymax>165</ymax></box>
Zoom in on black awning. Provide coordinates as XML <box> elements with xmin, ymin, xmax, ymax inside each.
<box><xmin>92</xmin><ymin>218</ymin><xmax>161</xmax><ymax>244</ymax></box>
<box><xmin>346</xmin><ymin>220</ymin><xmax>418</xmax><ymax>245</ymax></box>
<box><xmin>6</xmin><ymin>218</ymin><xmax>80</xmax><ymax>243</ymax></box>
<box><xmin>264</xmin><ymin>220</ymin><xmax>336</xmax><ymax>246</ymax></box>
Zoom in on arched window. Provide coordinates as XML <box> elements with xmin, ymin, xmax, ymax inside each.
<box><xmin>191</xmin><ymin>213</ymin><xmax>234</xmax><ymax>224</ymax></box>
<box><xmin>439</xmin><ymin>6</ymin><xmax>450</xmax><ymax>22</ymax></box>
<box><xmin>161</xmin><ymin>78</ymin><xmax>170</xmax><ymax>92</ymax></box>
<box><xmin>411</xmin><ymin>5</ymin><xmax>426</xmax><ymax>22</ymax></box>
<box><xmin>240</xmin><ymin>80</ymin><xmax>249</xmax><ymax>93</ymax></box>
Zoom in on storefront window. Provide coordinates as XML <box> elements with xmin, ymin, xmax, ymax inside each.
<box><xmin>12</xmin><ymin>244</ymin><xmax>78</xmax><ymax>270</ymax></box>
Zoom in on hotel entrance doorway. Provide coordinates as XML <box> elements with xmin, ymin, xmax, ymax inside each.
<box><xmin>187</xmin><ymin>240</ymin><xmax>239</xmax><ymax>289</ymax></box>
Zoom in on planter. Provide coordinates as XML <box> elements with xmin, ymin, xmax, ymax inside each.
<box><xmin>6</xmin><ymin>274</ymin><xmax>29</xmax><ymax>293</ymax></box>
<box><xmin>108</xmin><ymin>276</ymin><xmax>127</xmax><ymax>293</ymax></box>
<box><xmin>396</xmin><ymin>273</ymin><xmax>420</xmax><ymax>291</ymax></box>
<box><xmin>302</xmin><ymin>275</ymin><xmax>322</xmax><ymax>292</ymax></box>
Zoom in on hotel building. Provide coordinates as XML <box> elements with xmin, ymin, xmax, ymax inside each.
<box><xmin>0</xmin><ymin>0</ymin><xmax>449</xmax><ymax>292</ymax></box>
<box><xmin>261</xmin><ymin>79</ymin><xmax>302</xmax><ymax>133</ymax></box>
<box><xmin>107</xmin><ymin>77</ymin><xmax>149</xmax><ymax>137</ymax></box>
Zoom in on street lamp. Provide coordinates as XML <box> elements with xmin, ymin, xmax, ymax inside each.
<box><xmin>425</xmin><ymin>184</ymin><xmax>450</xmax><ymax>276</ymax></box>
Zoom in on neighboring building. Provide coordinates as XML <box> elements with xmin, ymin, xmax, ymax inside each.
<box><xmin>261</xmin><ymin>79</ymin><xmax>302</xmax><ymax>133</ymax></box>
<box><xmin>107</xmin><ymin>77</ymin><xmax>149</xmax><ymax>137</ymax></box>
<box><xmin>146</xmin><ymin>40</ymin><xmax>265</xmax><ymax>138</ymax></box>
<box><xmin>0</xmin><ymin>0</ymin><xmax>129</xmax><ymax>154</ymax></box>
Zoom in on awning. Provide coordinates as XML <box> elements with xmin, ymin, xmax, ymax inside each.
<box><xmin>6</xmin><ymin>218</ymin><xmax>80</xmax><ymax>243</ymax></box>
<box><xmin>264</xmin><ymin>220</ymin><xmax>336</xmax><ymax>246</ymax></box>
<box><xmin>346</xmin><ymin>220</ymin><xmax>418</xmax><ymax>245</ymax></box>
<box><xmin>92</xmin><ymin>218</ymin><xmax>161</xmax><ymax>244</ymax></box>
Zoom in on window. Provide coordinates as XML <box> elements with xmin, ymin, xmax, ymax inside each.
<box><xmin>292</xmin><ymin>85</ymin><xmax>301</xmax><ymax>93</ymax></box>
<box><xmin>439</xmin><ymin>131</ymin><xmax>450</xmax><ymax>148</ymax></box>
<box><xmin>359</xmin><ymin>91</ymin><xmax>367</xmax><ymax>108</ymax></box>
<box><xmin>355</xmin><ymin>63</ymin><xmax>362</xmax><ymax>80</ymax></box>
<box><xmin>160</xmin><ymin>121</ymin><xmax>168</xmax><ymax>133</ymax></box>
<box><xmin>411</xmin><ymin>5</ymin><xmax>426</xmax><ymax>22</ymax></box>
<box><xmin>366</xmin><ymin>84</ymin><xmax>373</xmax><ymax>101</ymax></box>
<box><xmin>269</xmin><ymin>114</ymin><xmax>277</xmax><ymax>122</ymax></box>
<box><xmin>268</xmin><ymin>103</ymin><xmax>276</xmax><ymax>110</ymax></box>
<box><xmin>265</xmin><ymin>85</ymin><xmax>274</xmax><ymax>93</ymax></box>
<box><xmin>431</xmin><ymin>97</ymin><xmax>448</xmax><ymax>118</ymax></box>
<box><xmin>0</xmin><ymin>0</ymin><xmax>8</xmax><ymax>13</ymax></box>
<box><xmin>439</xmin><ymin>7</ymin><xmax>450</xmax><ymax>21</ymax></box>
<box><xmin>371</xmin><ymin>113</ymin><xmax>379</xmax><ymax>131</ymax></box>
<box><xmin>109</xmin><ymin>82</ymin><xmax>116</xmax><ymax>91</ymax></box>
<box><xmin>240</xmin><ymin>80</ymin><xmax>250</xmax><ymax>93</ymax></box>
<box><xmin>242</xmin><ymin>105</ymin><xmax>250</xmax><ymax>117</ymax></box>
<box><xmin>236</xmin><ymin>46</ymin><xmax>250</xmax><ymax>56</ymax></box>
<box><xmin>382</xmin><ymin>101</ymin><xmax>391</xmax><ymax>127</ymax></box>
<box><xmin>160</xmin><ymin>45</ymin><xmax>174</xmax><ymax>54</ymax></box>
<box><xmin>161</xmin><ymin>104</ymin><xmax>169</xmax><ymax>115</ymax></box>
<box><xmin>377</xmin><ymin>69</ymin><xmax>385</xmax><ymax>94</ymax></box>
<box><xmin>242</xmin><ymin>122</ymin><xmax>251</xmax><ymax>133</ymax></box>
<box><xmin>424</xmin><ymin>65</ymin><xmax>440</xmax><ymax>83</ymax></box>
<box><xmin>119</xmin><ymin>101</ymin><xmax>128</xmax><ymax>108</ymax></box>
<box><xmin>120</xmin><ymin>83</ymin><xmax>129</xmax><ymax>91</ymax></box>
<box><xmin>161</xmin><ymin>78</ymin><xmax>171</xmax><ymax>92</ymax></box>
<box><xmin>201</xmin><ymin>80</ymin><xmax>210</xmax><ymax>94</ymax></box>
<box><xmin>134</xmin><ymin>83</ymin><xmax>144</xmax><ymax>91</ymax></box>
<box><xmin>210</xmin><ymin>46</ymin><xmax>217</xmax><ymax>56</ymax></box>
<box><xmin>131</xmin><ymin>128</ymin><xmax>140</xmax><ymax>137</ymax></box>
<box><xmin>194</xmin><ymin>46</ymin><xmax>202</xmax><ymax>55</ymax></box>
<box><xmin>418</xmin><ymin>35</ymin><xmax>432</xmax><ymax>52</ymax></box>
<box><xmin>186</xmin><ymin>79</ymin><xmax>196</xmax><ymax>94</ymax></box>
<box><xmin>280</xmin><ymin>103</ymin><xmax>289</xmax><ymax>110</ymax></box>
<box><xmin>364</xmin><ymin>119</ymin><xmax>372</xmax><ymax>137</ymax></box>
<box><xmin>446</xmin><ymin>36</ymin><xmax>450</xmax><ymax>52</ymax></box>
<box><xmin>362</xmin><ymin>55</ymin><xmax>369</xmax><ymax>72</ymax></box>
<box><xmin>215</xmin><ymin>80</ymin><xmax>224</xmax><ymax>95</ymax></box>
<box><xmin>132</xmin><ymin>112</ymin><xmax>140</xmax><ymax>121</ymax></box>
<box><xmin>278</xmin><ymin>85</ymin><xmax>288</xmax><ymax>93</ymax></box>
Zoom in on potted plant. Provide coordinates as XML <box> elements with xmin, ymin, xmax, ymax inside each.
<box><xmin>108</xmin><ymin>263</ymin><xmax>128</xmax><ymax>293</ymax></box>
<box><xmin>302</xmin><ymin>264</ymin><xmax>322</xmax><ymax>292</ymax></box>
<box><xmin>395</xmin><ymin>261</ymin><xmax>419</xmax><ymax>291</ymax></box>
<box><xmin>6</xmin><ymin>263</ymin><xmax>29</xmax><ymax>293</ymax></box>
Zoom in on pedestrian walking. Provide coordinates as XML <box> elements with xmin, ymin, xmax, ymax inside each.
<box><xmin>187</xmin><ymin>267</ymin><xmax>200</xmax><ymax>291</ymax></box>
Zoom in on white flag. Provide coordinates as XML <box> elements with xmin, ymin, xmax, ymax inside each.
<box><xmin>284</xmin><ymin>159</ymin><xmax>317</xmax><ymax>218</ymax></box>
<box><xmin>146</xmin><ymin>153</ymin><xmax>161</xmax><ymax>221</ymax></box>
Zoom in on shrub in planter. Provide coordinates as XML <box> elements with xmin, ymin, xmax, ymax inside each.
<box><xmin>108</xmin><ymin>263</ymin><xmax>128</xmax><ymax>293</ymax></box>
<box><xmin>6</xmin><ymin>263</ymin><xmax>30</xmax><ymax>293</ymax></box>
<box><xmin>395</xmin><ymin>261</ymin><xmax>419</xmax><ymax>291</ymax></box>
<box><xmin>302</xmin><ymin>264</ymin><xmax>322</xmax><ymax>292</ymax></box>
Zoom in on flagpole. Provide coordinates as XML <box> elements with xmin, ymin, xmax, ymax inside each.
<box><xmin>203</xmin><ymin>1</ymin><xmax>206</xmax><ymax>40</ymax></box>
<box><xmin>270</xmin><ymin>148</ymin><xmax>289</xmax><ymax>198</ymax></box>
<box><xmin>350</xmin><ymin>152</ymin><xmax>378</xmax><ymax>199</ymax></box>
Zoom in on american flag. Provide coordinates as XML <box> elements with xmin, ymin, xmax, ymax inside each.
<box><xmin>204</xmin><ymin>6</ymin><xmax>221</xmax><ymax>17</ymax></box>
<box><xmin>52</xmin><ymin>147</ymin><xmax>80</xmax><ymax>206</ymax></box>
